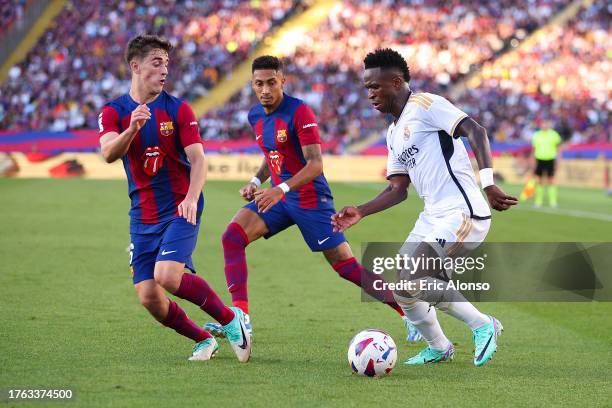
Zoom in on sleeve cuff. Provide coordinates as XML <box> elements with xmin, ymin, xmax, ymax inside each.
<box><xmin>450</xmin><ymin>114</ymin><xmax>469</xmax><ymax>138</ymax></box>
<box><xmin>386</xmin><ymin>171</ymin><xmax>409</xmax><ymax>180</ymax></box>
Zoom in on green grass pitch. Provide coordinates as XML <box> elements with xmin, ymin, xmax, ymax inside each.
<box><xmin>1</xmin><ymin>178</ymin><xmax>611</xmax><ymax>407</ymax></box>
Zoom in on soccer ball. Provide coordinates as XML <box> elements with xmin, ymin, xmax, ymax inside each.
<box><xmin>347</xmin><ymin>329</ymin><xmax>397</xmax><ymax>377</ymax></box>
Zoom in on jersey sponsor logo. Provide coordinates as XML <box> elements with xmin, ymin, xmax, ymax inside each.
<box><xmin>98</xmin><ymin>113</ymin><xmax>104</xmax><ymax>132</ymax></box>
<box><xmin>268</xmin><ymin>150</ymin><xmax>284</xmax><ymax>175</ymax></box>
<box><xmin>159</xmin><ymin>121</ymin><xmax>174</xmax><ymax>136</ymax></box>
<box><xmin>276</xmin><ymin>129</ymin><xmax>287</xmax><ymax>143</ymax></box>
<box><xmin>142</xmin><ymin>146</ymin><xmax>166</xmax><ymax>176</ymax></box>
<box><xmin>303</xmin><ymin>123</ymin><xmax>317</xmax><ymax>129</ymax></box>
<box><xmin>397</xmin><ymin>144</ymin><xmax>420</xmax><ymax>169</ymax></box>
<box><xmin>189</xmin><ymin>121</ymin><xmax>198</xmax><ymax>126</ymax></box>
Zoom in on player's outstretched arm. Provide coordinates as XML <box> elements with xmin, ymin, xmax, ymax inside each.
<box><xmin>100</xmin><ymin>104</ymin><xmax>151</xmax><ymax>163</ymax></box>
<box><xmin>254</xmin><ymin>143</ymin><xmax>323</xmax><ymax>213</ymax></box>
<box><xmin>456</xmin><ymin>118</ymin><xmax>518</xmax><ymax>211</ymax></box>
<box><xmin>240</xmin><ymin>158</ymin><xmax>270</xmax><ymax>201</ymax></box>
<box><xmin>179</xmin><ymin>143</ymin><xmax>206</xmax><ymax>225</ymax></box>
<box><xmin>331</xmin><ymin>175</ymin><xmax>410</xmax><ymax>232</ymax></box>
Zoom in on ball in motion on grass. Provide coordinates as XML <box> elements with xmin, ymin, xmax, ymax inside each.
<box><xmin>348</xmin><ymin>329</ymin><xmax>397</xmax><ymax>377</ymax></box>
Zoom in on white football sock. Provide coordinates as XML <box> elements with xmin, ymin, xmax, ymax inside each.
<box><xmin>408</xmin><ymin>276</ymin><xmax>490</xmax><ymax>330</ymax></box>
<box><xmin>399</xmin><ymin>298</ymin><xmax>451</xmax><ymax>351</ymax></box>
<box><xmin>437</xmin><ymin>300</ymin><xmax>489</xmax><ymax>330</ymax></box>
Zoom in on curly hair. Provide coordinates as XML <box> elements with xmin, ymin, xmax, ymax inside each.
<box><xmin>363</xmin><ymin>48</ymin><xmax>410</xmax><ymax>82</ymax></box>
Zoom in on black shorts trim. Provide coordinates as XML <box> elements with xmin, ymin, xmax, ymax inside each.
<box><xmin>535</xmin><ymin>159</ymin><xmax>556</xmax><ymax>177</ymax></box>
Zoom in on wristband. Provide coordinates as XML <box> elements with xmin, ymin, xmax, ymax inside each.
<box><xmin>479</xmin><ymin>168</ymin><xmax>494</xmax><ymax>189</ymax></box>
<box><xmin>278</xmin><ymin>182</ymin><xmax>290</xmax><ymax>194</ymax></box>
<box><xmin>250</xmin><ymin>176</ymin><xmax>261</xmax><ymax>187</ymax></box>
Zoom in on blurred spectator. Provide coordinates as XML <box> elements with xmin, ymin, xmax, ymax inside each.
<box><xmin>0</xmin><ymin>0</ymin><xmax>295</xmax><ymax>131</ymax></box>
<box><xmin>457</xmin><ymin>0</ymin><xmax>611</xmax><ymax>143</ymax></box>
<box><xmin>1</xmin><ymin>0</ymin><xmax>28</xmax><ymax>36</ymax></box>
<box><xmin>2</xmin><ymin>0</ymin><xmax>608</xmax><ymax>148</ymax></box>
<box><xmin>203</xmin><ymin>0</ymin><xmax>574</xmax><ymax>148</ymax></box>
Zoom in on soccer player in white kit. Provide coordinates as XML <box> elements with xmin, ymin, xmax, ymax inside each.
<box><xmin>332</xmin><ymin>48</ymin><xmax>518</xmax><ymax>366</ymax></box>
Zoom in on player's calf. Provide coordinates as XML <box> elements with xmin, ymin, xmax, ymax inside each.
<box><xmin>222</xmin><ymin>222</ymin><xmax>251</xmax><ymax>313</ymax></box>
<box><xmin>139</xmin><ymin>296</ymin><xmax>168</xmax><ymax>322</ymax></box>
<box><xmin>325</xmin><ymin>244</ymin><xmax>404</xmax><ymax>316</ymax></box>
<box><xmin>136</xmin><ymin>279</ymin><xmax>170</xmax><ymax>321</ymax></box>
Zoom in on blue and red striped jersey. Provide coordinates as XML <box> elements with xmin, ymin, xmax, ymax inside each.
<box><xmin>248</xmin><ymin>94</ymin><xmax>333</xmax><ymax>209</ymax></box>
<box><xmin>99</xmin><ymin>91</ymin><xmax>204</xmax><ymax>227</ymax></box>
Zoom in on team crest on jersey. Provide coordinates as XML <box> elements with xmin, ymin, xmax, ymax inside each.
<box><xmin>403</xmin><ymin>126</ymin><xmax>411</xmax><ymax>140</ymax></box>
<box><xmin>276</xmin><ymin>129</ymin><xmax>288</xmax><ymax>143</ymax></box>
<box><xmin>159</xmin><ymin>121</ymin><xmax>174</xmax><ymax>136</ymax></box>
<box><xmin>268</xmin><ymin>150</ymin><xmax>284</xmax><ymax>175</ymax></box>
<box><xmin>142</xmin><ymin>146</ymin><xmax>165</xmax><ymax>177</ymax></box>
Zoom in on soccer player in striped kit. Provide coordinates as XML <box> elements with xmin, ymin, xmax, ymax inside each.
<box><xmin>99</xmin><ymin>35</ymin><xmax>250</xmax><ymax>362</ymax></box>
<box><xmin>205</xmin><ymin>56</ymin><xmax>419</xmax><ymax>341</ymax></box>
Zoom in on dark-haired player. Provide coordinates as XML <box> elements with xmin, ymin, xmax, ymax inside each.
<box><xmin>205</xmin><ymin>55</ymin><xmax>421</xmax><ymax>341</ymax></box>
<box><xmin>98</xmin><ymin>34</ymin><xmax>250</xmax><ymax>362</ymax></box>
<box><xmin>332</xmin><ymin>48</ymin><xmax>518</xmax><ymax>366</ymax></box>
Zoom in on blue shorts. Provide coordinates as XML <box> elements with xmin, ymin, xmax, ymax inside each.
<box><xmin>129</xmin><ymin>217</ymin><xmax>199</xmax><ymax>284</ymax></box>
<box><xmin>244</xmin><ymin>200</ymin><xmax>345</xmax><ymax>251</ymax></box>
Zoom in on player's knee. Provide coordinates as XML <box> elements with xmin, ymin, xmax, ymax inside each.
<box><xmin>395</xmin><ymin>269</ymin><xmax>424</xmax><ymax>299</ymax></box>
<box><xmin>325</xmin><ymin>243</ymin><xmax>353</xmax><ymax>267</ymax></box>
<box><xmin>392</xmin><ymin>287</ymin><xmax>415</xmax><ymax>306</ymax></box>
<box><xmin>153</xmin><ymin>266</ymin><xmax>176</xmax><ymax>290</ymax></box>
<box><xmin>222</xmin><ymin>222</ymin><xmax>249</xmax><ymax>249</ymax></box>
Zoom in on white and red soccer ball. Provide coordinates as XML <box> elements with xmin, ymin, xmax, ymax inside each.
<box><xmin>348</xmin><ymin>329</ymin><xmax>397</xmax><ymax>377</ymax></box>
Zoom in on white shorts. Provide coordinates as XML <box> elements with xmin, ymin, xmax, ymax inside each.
<box><xmin>404</xmin><ymin>210</ymin><xmax>491</xmax><ymax>258</ymax></box>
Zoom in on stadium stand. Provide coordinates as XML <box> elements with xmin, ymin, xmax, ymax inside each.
<box><xmin>201</xmin><ymin>0</ymin><xmax>576</xmax><ymax>151</ymax></box>
<box><xmin>0</xmin><ymin>0</ymin><xmax>609</xmax><ymax>158</ymax></box>
<box><xmin>0</xmin><ymin>0</ymin><xmax>296</xmax><ymax>131</ymax></box>
<box><xmin>0</xmin><ymin>0</ymin><xmax>29</xmax><ymax>37</ymax></box>
<box><xmin>454</xmin><ymin>0</ymin><xmax>610</xmax><ymax>144</ymax></box>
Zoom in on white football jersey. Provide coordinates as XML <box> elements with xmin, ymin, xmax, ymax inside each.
<box><xmin>386</xmin><ymin>92</ymin><xmax>491</xmax><ymax>219</ymax></box>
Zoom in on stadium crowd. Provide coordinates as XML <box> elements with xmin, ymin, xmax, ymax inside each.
<box><xmin>1</xmin><ymin>0</ymin><xmax>608</xmax><ymax>149</ymax></box>
<box><xmin>203</xmin><ymin>0</ymin><xmax>580</xmax><ymax>149</ymax></box>
<box><xmin>456</xmin><ymin>0</ymin><xmax>610</xmax><ymax>144</ymax></box>
<box><xmin>1</xmin><ymin>0</ymin><xmax>28</xmax><ymax>37</ymax></box>
<box><xmin>0</xmin><ymin>0</ymin><xmax>295</xmax><ymax>131</ymax></box>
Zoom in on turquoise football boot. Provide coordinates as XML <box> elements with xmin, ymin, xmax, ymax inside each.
<box><xmin>188</xmin><ymin>337</ymin><xmax>219</xmax><ymax>361</ymax></box>
<box><xmin>405</xmin><ymin>343</ymin><xmax>454</xmax><ymax>365</ymax></box>
<box><xmin>473</xmin><ymin>316</ymin><xmax>503</xmax><ymax>367</ymax></box>
<box><xmin>204</xmin><ymin>312</ymin><xmax>252</xmax><ymax>338</ymax></box>
<box><xmin>223</xmin><ymin>307</ymin><xmax>252</xmax><ymax>363</ymax></box>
